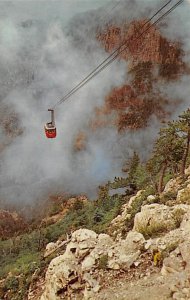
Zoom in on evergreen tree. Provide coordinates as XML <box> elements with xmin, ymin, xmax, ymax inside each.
<box><xmin>128</xmin><ymin>151</ymin><xmax>140</xmax><ymax>183</ymax></box>
<box><xmin>175</xmin><ymin>109</ymin><xmax>190</xmax><ymax>175</ymax></box>
<box><xmin>147</xmin><ymin>122</ymin><xmax>184</xmax><ymax>193</ymax></box>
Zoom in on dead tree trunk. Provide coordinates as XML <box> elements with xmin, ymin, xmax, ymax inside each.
<box><xmin>158</xmin><ymin>162</ymin><xmax>167</xmax><ymax>194</ymax></box>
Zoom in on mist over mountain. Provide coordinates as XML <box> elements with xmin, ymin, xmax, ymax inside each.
<box><xmin>0</xmin><ymin>0</ymin><xmax>190</xmax><ymax>211</ymax></box>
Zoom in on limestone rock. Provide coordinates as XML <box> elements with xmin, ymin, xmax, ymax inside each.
<box><xmin>176</xmin><ymin>186</ymin><xmax>190</xmax><ymax>203</ymax></box>
<box><xmin>179</xmin><ymin>241</ymin><xmax>190</xmax><ymax>269</ymax></box>
<box><xmin>125</xmin><ymin>231</ymin><xmax>145</xmax><ymax>253</ymax></box>
<box><xmin>108</xmin><ymin>250</ymin><xmax>140</xmax><ymax>270</ymax></box>
<box><xmin>134</xmin><ymin>204</ymin><xmax>189</xmax><ymax>237</ymax></box>
<box><xmin>185</xmin><ymin>165</ymin><xmax>190</xmax><ymax>176</ymax></box>
<box><xmin>98</xmin><ymin>233</ymin><xmax>113</xmax><ymax>245</ymax></box>
<box><xmin>128</xmin><ymin>190</ymin><xmax>145</xmax><ymax>208</ymax></box>
<box><xmin>71</xmin><ymin>228</ymin><xmax>97</xmax><ymax>243</ymax></box>
<box><xmin>106</xmin><ymin>232</ymin><xmax>144</xmax><ymax>270</ymax></box>
<box><xmin>108</xmin><ymin>190</ymin><xmax>145</xmax><ymax>236</ymax></box>
<box><xmin>164</xmin><ymin>177</ymin><xmax>182</xmax><ymax>194</ymax></box>
<box><xmin>147</xmin><ymin>195</ymin><xmax>156</xmax><ymax>203</ymax></box>
<box><xmin>168</xmin><ymin>271</ymin><xmax>190</xmax><ymax>300</ymax></box>
<box><xmin>40</xmin><ymin>252</ymin><xmax>78</xmax><ymax>300</ymax></box>
<box><xmin>44</xmin><ymin>242</ymin><xmax>57</xmax><ymax>257</ymax></box>
<box><xmin>161</xmin><ymin>256</ymin><xmax>184</xmax><ymax>276</ymax></box>
<box><xmin>39</xmin><ymin>198</ymin><xmax>190</xmax><ymax>300</ymax></box>
<box><xmin>145</xmin><ymin>239</ymin><xmax>152</xmax><ymax>250</ymax></box>
<box><xmin>82</xmin><ymin>255</ymin><xmax>96</xmax><ymax>271</ymax></box>
<box><xmin>40</xmin><ymin>227</ymin><xmax>147</xmax><ymax>299</ymax></box>
<box><xmin>83</xmin><ymin>272</ymin><xmax>100</xmax><ymax>292</ymax></box>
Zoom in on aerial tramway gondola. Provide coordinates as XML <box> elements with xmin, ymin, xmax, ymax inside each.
<box><xmin>44</xmin><ymin>0</ymin><xmax>183</xmax><ymax>139</ymax></box>
<box><xmin>44</xmin><ymin>109</ymin><xmax>56</xmax><ymax>138</ymax></box>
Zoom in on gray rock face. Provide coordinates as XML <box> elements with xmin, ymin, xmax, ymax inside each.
<box><xmin>40</xmin><ymin>252</ymin><xmax>78</xmax><ymax>300</ymax></box>
<box><xmin>39</xmin><ymin>167</ymin><xmax>190</xmax><ymax>300</ymax></box>
<box><xmin>176</xmin><ymin>185</ymin><xmax>190</xmax><ymax>203</ymax></box>
<box><xmin>163</xmin><ymin>177</ymin><xmax>183</xmax><ymax>194</ymax></box>
<box><xmin>108</xmin><ymin>190</ymin><xmax>145</xmax><ymax>237</ymax></box>
<box><xmin>40</xmin><ymin>229</ymin><xmax>145</xmax><ymax>299</ymax></box>
<box><xmin>134</xmin><ymin>204</ymin><xmax>190</xmax><ymax>237</ymax></box>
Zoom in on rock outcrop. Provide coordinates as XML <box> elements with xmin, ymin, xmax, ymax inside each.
<box><xmin>108</xmin><ymin>190</ymin><xmax>145</xmax><ymax>236</ymax></box>
<box><xmin>97</xmin><ymin>21</ymin><xmax>182</xmax><ymax>69</ymax></box>
<box><xmin>40</xmin><ymin>229</ymin><xmax>145</xmax><ymax>300</ymax></box>
<box><xmin>134</xmin><ymin>203</ymin><xmax>189</xmax><ymax>236</ymax></box>
<box><xmin>39</xmin><ymin>206</ymin><xmax>190</xmax><ymax>299</ymax></box>
<box><xmin>89</xmin><ymin>19</ymin><xmax>186</xmax><ymax>132</ymax></box>
<box><xmin>29</xmin><ymin>169</ymin><xmax>190</xmax><ymax>300</ymax></box>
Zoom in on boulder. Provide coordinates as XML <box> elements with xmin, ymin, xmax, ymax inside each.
<box><xmin>147</xmin><ymin>195</ymin><xmax>156</xmax><ymax>203</ymax></box>
<box><xmin>185</xmin><ymin>165</ymin><xmax>190</xmax><ymax>176</ymax></box>
<box><xmin>40</xmin><ymin>252</ymin><xmax>78</xmax><ymax>300</ymax></box>
<box><xmin>106</xmin><ymin>232</ymin><xmax>144</xmax><ymax>270</ymax></box>
<box><xmin>125</xmin><ymin>231</ymin><xmax>145</xmax><ymax>253</ymax></box>
<box><xmin>44</xmin><ymin>242</ymin><xmax>57</xmax><ymax>257</ymax></box>
<box><xmin>176</xmin><ymin>186</ymin><xmax>190</xmax><ymax>203</ymax></box>
<box><xmin>128</xmin><ymin>190</ymin><xmax>145</xmax><ymax>208</ymax></box>
<box><xmin>154</xmin><ymin>228</ymin><xmax>184</xmax><ymax>252</ymax></box>
<box><xmin>40</xmin><ymin>206</ymin><xmax>190</xmax><ymax>300</ymax></box>
<box><xmin>161</xmin><ymin>256</ymin><xmax>184</xmax><ymax>276</ymax></box>
<box><xmin>108</xmin><ymin>190</ymin><xmax>145</xmax><ymax>236</ymax></box>
<box><xmin>71</xmin><ymin>228</ymin><xmax>97</xmax><ymax>242</ymax></box>
<box><xmin>179</xmin><ymin>241</ymin><xmax>190</xmax><ymax>269</ymax></box>
<box><xmin>108</xmin><ymin>250</ymin><xmax>140</xmax><ymax>270</ymax></box>
<box><xmin>163</xmin><ymin>177</ymin><xmax>182</xmax><ymax>194</ymax></box>
<box><xmin>40</xmin><ymin>228</ymin><xmax>147</xmax><ymax>299</ymax></box>
<box><xmin>82</xmin><ymin>255</ymin><xmax>96</xmax><ymax>271</ymax></box>
<box><xmin>97</xmin><ymin>233</ymin><xmax>113</xmax><ymax>245</ymax></box>
<box><xmin>134</xmin><ymin>204</ymin><xmax>189</xmax><ymax>238</ymax></box>
<box><xmin>65</xmin><ymin>229</ymin><xmax>97</xmax><ymax>259</ymax></box>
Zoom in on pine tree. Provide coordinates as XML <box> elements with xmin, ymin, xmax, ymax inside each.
<box><xmin>147</xmin><ymin>122</ymin><xmax>184</xmax><ymax>193</ymax></box>
<box><xmin>175</xmin><ymin>109</ymin><xmax>190</xmax><ymax>175</ymax></box>
<box><xmin>128</xmin><ymin>151</ymin><xmax>140</xmax><ymax>183</ymax></box>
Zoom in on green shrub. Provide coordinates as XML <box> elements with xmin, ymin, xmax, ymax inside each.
<box><xmin>138</xmin><ymin>222</ymin><xmax>168</xmax><ymax>239</ymax></box>
<box><xmin>98</xmin><ymin>254</ymin><xmax>108</xmax><ymax>270</ymax></box>
<box><xmin>133</xmin><ymin>164</ymin><xmax>150</xmax><ymax>189</ymax></box>
<box><xmin>176</xmin><ymin>189</ymin><xmax>190</xmax><ymax>205</ymax></box>
<box><xmin>160</xmin><ymin>190</ymin><xmax>178</xmax><ymax>204</ymax></box>
<box><xmin>3</xmin><ymin>276</ymin><xmax>19</xmax><ymax>292</ymax></box>
<box><xmin>121</xmin><ymin>187</ymin><xmax>161</xmax><ymax>237</ymax></box>
<box><xmin>129</xmin><ymin>187</ymin><xmax>155</xmax><ymax>217</ymax></box>
<box><xmin>47</xmin><ymin>201</ymin><xmax>61</xmax><ymax>216</ymax></box>
<box><xmin>172</xmin><ymin>208</ymin><xmax>186</xmax><ymax>228</ymax></box>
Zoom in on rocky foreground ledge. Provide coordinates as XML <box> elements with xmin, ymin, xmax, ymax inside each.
<box><xmin>29</xmin><ymin>174</ymin><xmax>190</xmax><ymax>300</ymax></box>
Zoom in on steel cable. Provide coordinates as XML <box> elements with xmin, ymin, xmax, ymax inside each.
<box><xmin>51</xmin><ymin>0</ymin><xmax>183</xmax><ymax>109</ymax></box>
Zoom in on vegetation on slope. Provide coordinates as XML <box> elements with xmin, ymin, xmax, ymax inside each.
<box><xmin>0</xmin><ymin>108</ymin><xmax>190</xmax><ymax>299</ymax></box>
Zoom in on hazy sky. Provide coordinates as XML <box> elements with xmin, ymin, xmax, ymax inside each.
<box><xmin>0</xmin><ymin>0</ymin><xmax>111</xmax><ymax>25</ymax></box>
<box><xmin>0</xmin><ymin>0</ymin><xmax>190</xmax><ymax>212</ymax></box>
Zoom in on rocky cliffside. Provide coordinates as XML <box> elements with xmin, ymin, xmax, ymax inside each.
<box><xmin>90</xmin><ymin>20</ymin><xmax>185</xmax><ymax>132</ymax></box>
<box><xmin>28</xmin><ymin>167</ymin><xmax>190</xmax><ymax>300</ymax></box>
<box><xmin>98</xmin><ymin>21</ymin><xmax>183</xmax><ymax>68</ymax></box>
<box><xmin>74</xmin><ymin>19</ymin><xmax>185</xmax><ymax>148</ymax></box>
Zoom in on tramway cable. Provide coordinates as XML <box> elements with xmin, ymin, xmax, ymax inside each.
<box><xmin>52</xmin><ymin>0</ymin><xmax>174</xmax><ymax>110</ymax></box>
<box><xmin>44</xmin><ymin>0</ymin><xmax>184</xmax><ymax>138</ymax></box>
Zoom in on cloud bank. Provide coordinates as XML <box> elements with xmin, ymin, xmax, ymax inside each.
<box><xmin>0</xmin><ymin>0</ymin><xmax>189</xmax><ymax>212</ymax></box>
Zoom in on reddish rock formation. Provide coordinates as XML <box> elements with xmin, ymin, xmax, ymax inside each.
<box><xmin>74</xmin><ymin>131</ymin><xmax>86</xmax><ymax>151</ymax></box>
<box><xmin>97</xmin><ymin>20</ymin><xmax>183</xmax><ymax>70</ymax></box>
<box><xmin>0</xmin><ymin>209</ymin><xmax>27</xmax><ymax>239</ymax></box>
<box><xmin>92</xmin><ymin>20</ymin><xmax>185</xmax><ymax>131</ymax></box>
